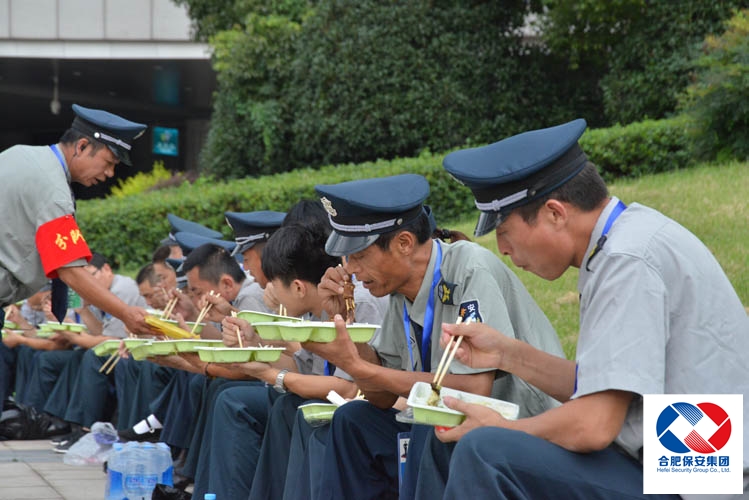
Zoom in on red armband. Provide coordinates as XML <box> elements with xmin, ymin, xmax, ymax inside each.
<box><xmin>35</xmin><ymin>215</ymin><xmax>92</xmax><ymax>278</ymax></box>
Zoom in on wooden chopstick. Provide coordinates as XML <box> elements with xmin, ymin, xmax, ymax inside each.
<box><xmin>98</xmin><ymin>353</ymin><xmax>115</xmax><ymax>373</ymax></box>
<box><xmin>432</xmin><ymin>316</ymin><xmax>464</xmax><ymax>386</ymax></box>
<box><xmin>231</xmin><ymin>311</ymin><xmax>243</xmax><ymax>348</ymax></box>
<box><xmin>105</xmin><ymin>353</ymin><xmax>121</xmax><ymax>375</ymax></box>
<box><xmin>161</xmin><ymin>296</ymin><xmax>178</xmax><ymax>319</ymax></box>
<box><xmin>434</xmin><ymin>336</ymin><xmax>464</xmax><ymax>388</ymax></box>
<box><xmin>191</xmin><ymin>291</ymin><xmax>219</xmax><ymax>335</ymax></box>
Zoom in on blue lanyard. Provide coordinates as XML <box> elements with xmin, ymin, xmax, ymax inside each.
<box><xmin>403</xmin><ymin>242</ymin><xmax>442</xmax><ymax>371</ymax></box>
<box><xmin>586</xmin><ymin>200</ymin><xmax>627</xmax><ymax>271</ymax></box>
<box><xmin>49</xmin><ymin>144</ymin><xmax>69</xmax><ymax>178</ymax></box>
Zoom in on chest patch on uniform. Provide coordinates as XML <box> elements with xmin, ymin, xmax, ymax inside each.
<box><xmin>436</xmin><ymin>279</ymin><xmax>457</xmax><ymax>305</ymax></box>
<box><xmin>458</xmin><ymin>300</ymin><xmax>482</xmax><ymax>323</ymax></box>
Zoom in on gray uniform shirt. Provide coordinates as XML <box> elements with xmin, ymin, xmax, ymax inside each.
<box><xmin>101</xmin><ymin>274</ymin><xmax>147</xmax><ymax>338</ymax></box>
<box><xmin>372</xmin><ymin>239</ymin><xmax>562</xmax><ymax>417</ymax></box>
<box><xmin>234</xmin><ymin>279</ymin><xmax>268</xmax><ymax>313</ymax></box>
<box><xmin>0</xmin><ymin>145</ymin><xmax>86</xmax><ymax>305</ymax></box>
<box><xmin>574</xmin><ymin>197</ymin><xmax>749</xmax><ymax>488</ymax></box>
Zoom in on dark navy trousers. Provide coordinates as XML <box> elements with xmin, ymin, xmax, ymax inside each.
<box><xmin>318</xmin><ymin>400</ymin><xmax>411</xmax><ymax>500</ymax></box>
<box><xmin>181</xmin><ymin>378</ymin><xmax>256</xmax><ymax>479</ymax></box>
<box><xmin>12</xmin><ymin>345</ymin><xmax>38</xmax><ymax>404</ymax></box>
<box><xmin>249</xmin><ymin>392</ymin><xmax>307</xmax><ymax>500</ymax></box>
<box><xmin>62</xmin><ymin>350</ymin><xmax>120</xmax><ymax>427</ymax></box>
<box><xmin>0</xmin><ymin>341</ymin><xmax>14</xmax><ymax>404</ymax></box>
<box><xmin>150</xmin><ymin>371</ymin><xmax>204</xmax><ymax>449</ymax></box>
<box><xmin>282</xmin><ymin>401</ymin><xmax>329</xmax><ymax>500</ymax></box>
<box><xmin>443</xmin><ymin>427</ymin><xmax>680</xmax><ymax>500</ymax></box>
<box><xmin>192</xmin><ymin>383</ymin><xmax>274</xmax><ymax>500</ymax></box>
<box><xmin>31</xmin><ymin>349</ymin><xmax>83</xmax><ymax>415</ymax></box>
<box><xmin>115</xmin><ymin>361</ymin><xmax>173</xmax><ymax>430</ymax></box>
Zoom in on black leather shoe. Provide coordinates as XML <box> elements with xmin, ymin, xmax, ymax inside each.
<box><xmin>117</xmin><ymin>427</ymin><xmax>162</xmax><ymax>443</ymax></box>
<box><xmin>171</xmin><ymin>471</ymin><xmax>193</xmax><ymax>491</ymax></box>
<box><xmin>53</xmin><ymin>427</ymin><xmax>87</xmax><ymax>454</ymax></box>
<box><xmin>43</xmin><ymin>415</ymin><xmax>71</xmax><ymax>438</ymax></box>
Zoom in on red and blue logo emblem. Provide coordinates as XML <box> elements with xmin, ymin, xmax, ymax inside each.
<box><xmin>656</xmin><ymin>402</ymin><xmax>731</xmax><ymax>454</ymax></box>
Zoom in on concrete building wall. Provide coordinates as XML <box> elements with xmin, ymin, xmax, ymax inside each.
<box><xmin>0</xmin><ymin>0</ymin><xmax>194</xmax><ymax>41</ymax></box>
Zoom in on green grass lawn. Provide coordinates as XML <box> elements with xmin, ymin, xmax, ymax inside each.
<box><xmin>446</xmin><ymin>161</ymin><xmax>749</xmax><ymax>359</ymax></box>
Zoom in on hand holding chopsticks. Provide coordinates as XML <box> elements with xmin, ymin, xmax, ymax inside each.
<box><xmin>230</xmin><ymin>311</ymin><xmax>243</xmax><ymax>348</ymax></box>
<box><xmin>432</xmin><ymin>316</ymin><xmax>468</xmax><ymax>390</ymax></box>
<box><xmin>161</xmin><ymin>296</ymin><xmax>178</xmax><ymax>319</ymax></box>
<box><xmin>192</xmin><ymin>291</ymin><xmax>220</xmax><ymax>335</ymax></box>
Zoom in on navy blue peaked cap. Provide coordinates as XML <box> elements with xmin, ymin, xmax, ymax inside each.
<box><xmin>70</xmin><ymin>104</ymin><xmax>146</xmax><ymax>166</ymax></box>
<box><xmin>165</xmin><ymin>258</ymin><xmax>185</xmax><ymax>275</ymax></box>
<box><xmin>174</xmin><ymin>232</ymin><xmax>236</xmax><ymax>255</ymax></box>
<box><xmin>167</xmin><ymin>213</ymin><xmax>223</xmax><ymax>241</ymax></box>
<box><xmin>444</xmin><ymin>119</ymin><xmax>588</xmax><ymax>236</ymax></box>
<box><xmin>315</xmin><ymin>174</ymin><xmax>430</xmax><ymax>256</ymax></box>
<box><xmin>225</xmin><ymin>210</ymin><xmax>286</xmax><ymax>256</ymax></box>
<box><xmin>165</xmin><ymin>257</ymin><xmax>188</xmax><ymax>287</ymax></box>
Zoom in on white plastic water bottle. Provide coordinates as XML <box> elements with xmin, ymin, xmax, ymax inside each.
<box><xmin>123</xmin><ymin>442</ymin><xmax>151</xmax><ymax>499</ymax></box>
<box><xmin>105</xmin><ymin>442</ymin><xmax>125</xmax><ymax>500</ymax></box>
<box><xmin>156</xmin><ymin>442</ymin><xmax>174</xmax><ymax>486</ymax></box>
<box><xmin>140</xmin><ymin>443</ymin><xmax>161</xmax><ymax>496</ymax></box>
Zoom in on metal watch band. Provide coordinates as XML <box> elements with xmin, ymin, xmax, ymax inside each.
<box><xmin>273</xmin><ymin>369</ymin><xmax>289</xmax><ymax>393</ymax></box>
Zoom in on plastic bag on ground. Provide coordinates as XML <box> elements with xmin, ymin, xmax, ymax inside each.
<box><xmin>63</xmin><ymin>422</ymin><xmax>116</xmax><ymax>466</ymax></box>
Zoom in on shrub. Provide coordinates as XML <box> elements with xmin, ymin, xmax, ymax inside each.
<box><xmin>109</xmin><ymin>161</ymin><xmax>173</xmax><ymax>198</ymax></box>
<box><xmin>680</xmin><ymin>9</ymin><xmax>749</xmax><ymax>161</ymax></box>
<box><xmin>580</xmin><ymin>117</ymin><xmax>693</xmax><ymax>181</ymax></box>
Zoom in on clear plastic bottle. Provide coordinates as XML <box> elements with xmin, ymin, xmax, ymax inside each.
<box><xmin>156</xmin><ymin>442</ymin><xmax>174</xmax><ymax>486</ymax></box>
<box><xmin>140</xmin><ymin>443</ymin><xmax>161</xmax><ymax>496</ymax></box>
<box><xmin>123</xmin><ymin>442</ymin><xmax>150</xmax><ymax>499</ymax></box>
<box><xmin>105</xmin><ymin>442</ymin><xmax>124</xmax><ymax>500</ymax></box>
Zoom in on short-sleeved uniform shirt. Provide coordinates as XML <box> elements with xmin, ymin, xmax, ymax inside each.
<box><xmin>574</xmin><ymin>197</ymin><xmax>749</xmax><ymax>477</ymax></box>
<box><xmin>100</xmin><ymin>274</ymin><xmax>147</xmax><ymax>339</ymax></box>
<box><xmin>234</xmin><ymin>279</ymin><xmax>269</xmax><ymax>313</ymax></box>
<box><xmin>372</xmin><ymin>239</ymin><xmax>562</xmax><ymax>416</ymax></box>
<box><xmin>0</xmin><ymin>145</ymin><xmax>87</xmax><ymax>305</ymax></box>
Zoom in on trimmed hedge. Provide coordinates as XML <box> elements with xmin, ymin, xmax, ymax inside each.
<box><xmin>77</xmin><ymin>117</ymin><xmax>694</xmax><ymax>267</ymax></box>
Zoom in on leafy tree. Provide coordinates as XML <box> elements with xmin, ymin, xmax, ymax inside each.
<box><xmin>288</xmin><ymin>0</ymin><xmax>599</xmax><ymax>169</ymax></box>
<box><xmin>542</xmin><ymin>0</ymin><xmax>744</xmax><ymax>124</ymax></box>
<box><xmin>681</xmin><ymin>9</ymin><xmax>749</xmax><ymax>160</ymax></box>
<box><xmin>173</xmin><ymin>0</ymin><xmax>308</xmax><ymax>40</ymax></box>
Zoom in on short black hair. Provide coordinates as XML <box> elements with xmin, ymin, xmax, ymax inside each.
<box><xmin>152</xmin><ymin>245</ymin><xmax>171</xmax><ymax>263</ymax></box>
<box><xmin>182</xmin><ymin>243</ymin><xmax>245</xmax><ymax>285</ymax></box>
<box><xmin>513</xmin><ymin>162</ymin><xmax>609</xmax><ymax>224</ymax></box>
<box><xmin>261</xmin><ymin>224</ymin><xmax>338</xmax><ymax>286</ymax></box>
<box><xmin>136</xmin><ymin>263</ymin><xmax>160</xmax><ymax>286</ymax></box>
<box><xmin>373</xmin><ymin>209</ymin><xmax>432</xmax><ymax>251</ymax></box>
<box><xmin>283</xmin><ymin>199</ymin><xmax>331</xmax><ymax>238</ymax></box>
<box><xmin>59</xmin><ymin>129</ymin><xmax>106</xmax><ymax>154</ymax></box>
<box><xmin>88</xmin><ymin>252</ymin><xmax>108</xmax><ymax>269</ymax></box>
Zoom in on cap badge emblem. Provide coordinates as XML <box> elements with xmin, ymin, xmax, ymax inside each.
<box><xmin>320</xmin><ymin>197</ymin><xmax>337</xmax><ymax>217</ymax></box>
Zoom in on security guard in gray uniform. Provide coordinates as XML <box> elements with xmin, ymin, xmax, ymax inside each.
<box><xmin>308</xmin><ymin>174</ymin><xmax>563</xmax><ymax>499</ymax></box>
<box><xmin>0</xmin><ymin>104</ymin><xmax>152</xmax><ymax>408</ymax></box>
<box><xmin>434</xmin><ymin>120</ymin><xmax>749</xmax><ymax>499</ymax></box>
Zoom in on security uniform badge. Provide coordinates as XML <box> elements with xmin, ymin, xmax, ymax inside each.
<box><xmin>458</xmin><ymin>300</ymin><xmax>482</xmax><ymax>323</ymax></box>
<box><xmin>320</xmin><ymin>197</ymin><xmax>337</xmax><ymax>217</ymax></box>
<box><xmin>437</xmin><ymin>279</ymin><xmax>457</xmax><ymax>305</ymax></box>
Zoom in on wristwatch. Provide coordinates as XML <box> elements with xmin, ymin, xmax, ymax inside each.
<box><xmin>273</xmin><ymin>369</ymin><xmax>289</xmax><ymax>393</ymax></box>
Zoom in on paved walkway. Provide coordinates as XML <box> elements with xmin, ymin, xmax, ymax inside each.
<box><xmin>0</xmin><ymin>439</ymin><xmax>106</xmax><ymax>500</ymax></box>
